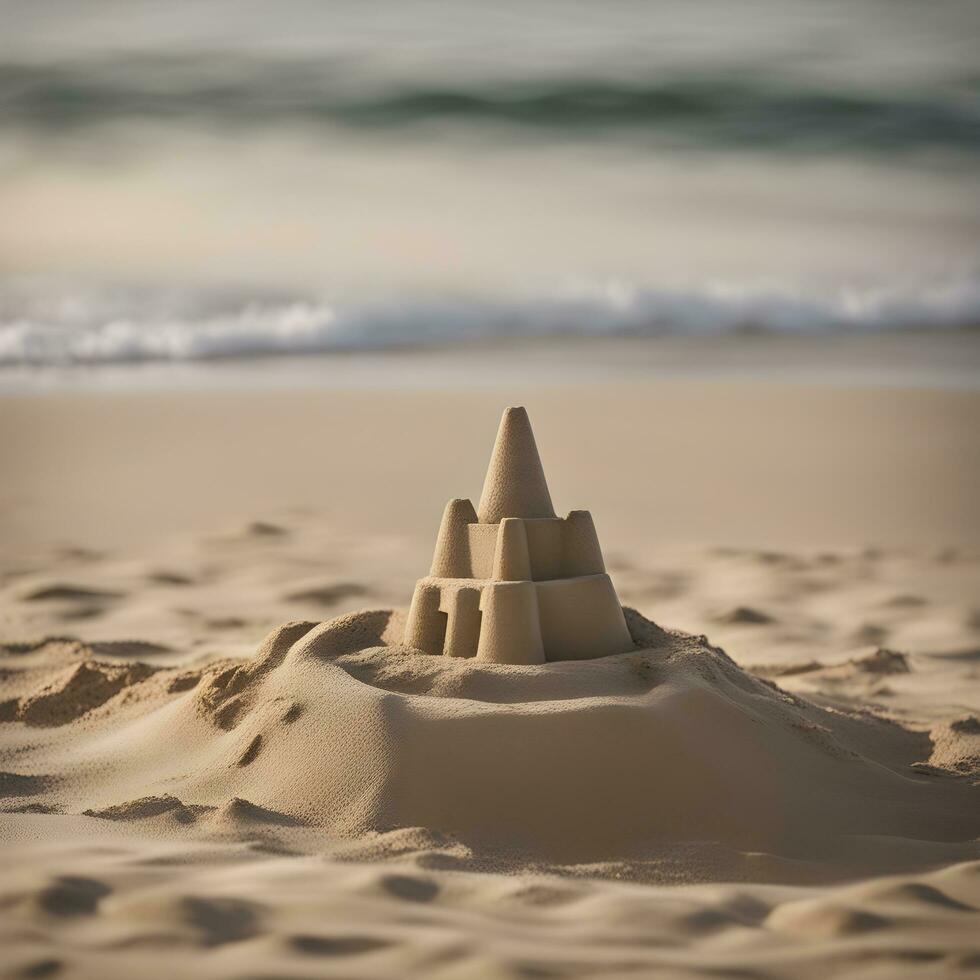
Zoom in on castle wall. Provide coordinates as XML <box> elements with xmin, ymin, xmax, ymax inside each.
<box><xmin>405</xmin><ymin>573</ymin><xmax>632</xmax><ymax>663</ymax></box>
<box><xmin>404</xmin><ymin>582</ymin><xmax>446</xmax><ymax>655</ymax></box>
<box><xmin>476</xmin><ymin>581</ymin><xmax>545</xmax><ymax>665</ymax></box>
<box><xmin>534</xmin><ymin>574</ymin><xmax>633</xmax><ymax>661</ymax></box>
<box><xmin>523</xmin><ymin>518</ymin><xmax>564</xmax><ymax>580</ymax></box>
<box><xmin>561</xmin><ymin>510</ymin><xmax>605</xmax><ymax>577</ymax></box>
<box><xmin>441</xmin><ymin>586</ymin><xmax>482</xmax><ymax>659</ymax></box>
<box><xmin>465</xmin><ymin>523</ymin><xmax>498</xmax><ymax>578</ymax></box>
<box><xmin>493</xmin><ymin>518</ymin><xmax>532</xmax><ymax>581</ymax></box>
<box><xmin>461</xmin><ymin>515</ymin><xmax>594</xmax><ymax>582</ymax></box>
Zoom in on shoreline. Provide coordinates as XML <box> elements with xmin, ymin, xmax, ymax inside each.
<box><xmin>2</xmin><ymin>331</ymin><xmax>979</xmax><ymax>395</ymax></box>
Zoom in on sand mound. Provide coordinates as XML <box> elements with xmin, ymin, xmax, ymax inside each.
<box><xmin>210</xmin><ymin>796</ymin><xmax>304</xmax><ymax>827</ymax></box>
<box><xmin>3</xmin><ymin>608</ymin><xmax>978</xmax><ymax>876</ymax></box>
<box><xmin>83</xmin><ymin>794</ymin><xmax>184</xmax><ymax>819</ymax></box>
<box><xmin>8</xmin><ymin>660</ymin><xmax>156</xmax><ymax>726</ymax></box>
<box><xmin>928</xmin><ymin>716</ymin><xmax>980</xmax><ymax>776</ymax></box>
<box><xmin>713</xmin><ymin>605</ymin><xmax>776</xmax><ymax>625</ymax></box>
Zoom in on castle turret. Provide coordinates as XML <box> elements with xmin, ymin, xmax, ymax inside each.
<box><xmin>404</xmin><ymin>407</ymin><xmax>633</xmax><ymax>663</ymax></box>
<box><xmin>492</xmin><ymin>517</ymin><xmax>532</xmax><ymax>581</ymax></box>
<box><xmin>404</xmin><ymin>582</ymin><xmax>444</xmax><ymax>656</ymax></box>
<box><xmin>562</xmin><ymin>510</ymin><xmax>605</xmax><ymax>577</ymax></box>
<box><xmin>442</xmin><ymin>586</ymin><xmax>481</xmax><ymax>659</ymax></box>
<box><xmin>477</xmin><ymin>581</ymin><xmax>546</xmax><ymax>665</ymax></box>
<box><xmin>431</xmin><ymin>497</ymin><xmax>478</xmax><ymax>577</ymax></box>
<box><xmin>477</xmin><ymin>406</ymin><xmax>556</xmax><ymax>523</ymax></box>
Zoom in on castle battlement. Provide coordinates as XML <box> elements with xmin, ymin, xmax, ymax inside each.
<box><xmin>430</xmin><ymin>508</ymin><xmax>604</xmax><ymax>582</ymax></box>
<box><xmin>404</xmin><ymin>407</ymin><xmax>634</xmax><ymax>663</ymax></box>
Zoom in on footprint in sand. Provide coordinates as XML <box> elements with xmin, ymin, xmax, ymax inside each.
<box><xmin>714</xmin><ymin>605</ymin><xmax>777</xmax><ymax>625</ymax></box>
<box><xmin>852</xmin><ymin>623</ymin><xmax>889</xmax><ymax>645</ymax></box>
<box><xmin>32</xmin><ymin>876</ymin><xmax>111</xmax><ymax>918</ymax></box>
<box><xmin>287</xmin><ymin>934</ymin><xmax>391</xmax><ymax>956</ymax></box>
<box><xmin>178</xmin><ymin>895</ymin><xmax>262</xmax><ymax>946</ymax></box>
<box><xmin>237</xmin><ymin>733</ymin><xmax>263</xmax><ymax>766</ymax></box>
<box><xmin>866</xmin><ymin>881</ymin><xmax>975</xmax><ymax>912</ymax></box>
<box><xmin>146</xmin><ymin>570</ymin><xmax>195</xmax><ymax>586</ymax></box>
<box><xmin>0</xmin><ymin>771</ymin><xmax>54</xmax><ymax>798</ymax></box>
<box><xmin>21</xmin><ymin>584</ymin><xmax>123</xmax><ymax>602</ymax></box>
<box><xmin>284</xmin><ymin>582</ymin><xmax>368</xmax><ymax>606</ymax></box>
<box><xmin>377</xmin><ymin>874</ymin><xmax>440</xmax><ymax>904</ymax></box>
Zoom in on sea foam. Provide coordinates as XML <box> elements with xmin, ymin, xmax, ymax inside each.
<box><xmin>1</xmin><ymin>279</ymin><xmax>978</xmax><ymax>366</ymax></box>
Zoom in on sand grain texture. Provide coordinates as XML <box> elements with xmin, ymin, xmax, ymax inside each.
<box><xmin>2</xmin><ymin>384</ymin><xmax>980</xmax><ymax>978</ymax></box>
<box><xmin>3</xmin><ymin>572</ymin><xmax>980</xmax><ymax>977</ymax></box>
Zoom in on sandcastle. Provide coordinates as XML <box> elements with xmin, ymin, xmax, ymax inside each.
<box><xmin>404</xmin><ymin>407</ymin><xmax>634</xmax><ymax>663</ymax></box>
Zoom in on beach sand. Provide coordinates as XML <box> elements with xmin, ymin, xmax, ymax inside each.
<box><xmin>2</xmin><ymin>362</ymin><xmax>979</xmax><ymax>978</ymax></box>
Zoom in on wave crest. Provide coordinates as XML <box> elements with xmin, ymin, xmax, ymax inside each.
<box><xmin>3</xmin><ymin>58</ymin><xmax>979</xmax><ymax>157</ymax></box>
<box><xmin>1</xmin><ymin>280</ymin><xmax>978</xmax><ymax>366</ymax></box>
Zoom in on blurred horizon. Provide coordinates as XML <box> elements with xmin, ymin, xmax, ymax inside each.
<box><xmin>2</xmin><ymin>0</ymin><xmax>979</xmax><ymax>371</ymax></box>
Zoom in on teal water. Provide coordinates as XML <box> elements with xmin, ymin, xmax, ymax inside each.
<box><xmin>1</xmin><ymin>0</ymin><xmax>978</xmax><ymax>367</ymax></box>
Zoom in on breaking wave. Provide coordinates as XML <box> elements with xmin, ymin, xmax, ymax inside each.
<box><xmin>2</xmin><ymin>280</ymin><xmax>978</xmax><ymax>366</ymax></box>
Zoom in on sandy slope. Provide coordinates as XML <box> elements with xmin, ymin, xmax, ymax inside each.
<box><xmin>2</xmin><ymin>378</ymin><xmax>980</xmax><ymax>978</ymax></box>
<box><xmin>4</xmin><ymin>602</ymin><xmax>980</xmax><ymax>868</ymax></box>
<box><xmin>2</xmin><ymin>516</ymin><xmax>979</xmax><ymax>978</ymax></box>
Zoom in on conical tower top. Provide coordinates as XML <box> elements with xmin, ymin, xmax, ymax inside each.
<box><xmin>477</xmin><ymin>407</ymin><xmax>556</xmax><ymax>523</ymax></box>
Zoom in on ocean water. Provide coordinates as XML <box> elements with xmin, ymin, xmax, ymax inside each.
<box><xmin>1</xmin><ymin>0</ymin><xmax>979</xmax><ymax>367</ymax></box>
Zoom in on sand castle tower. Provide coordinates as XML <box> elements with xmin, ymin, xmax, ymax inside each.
<box><xmin>404</xmin><ymin>407</ymin><xmax>634</xmax><ymax>663</ymax></box>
